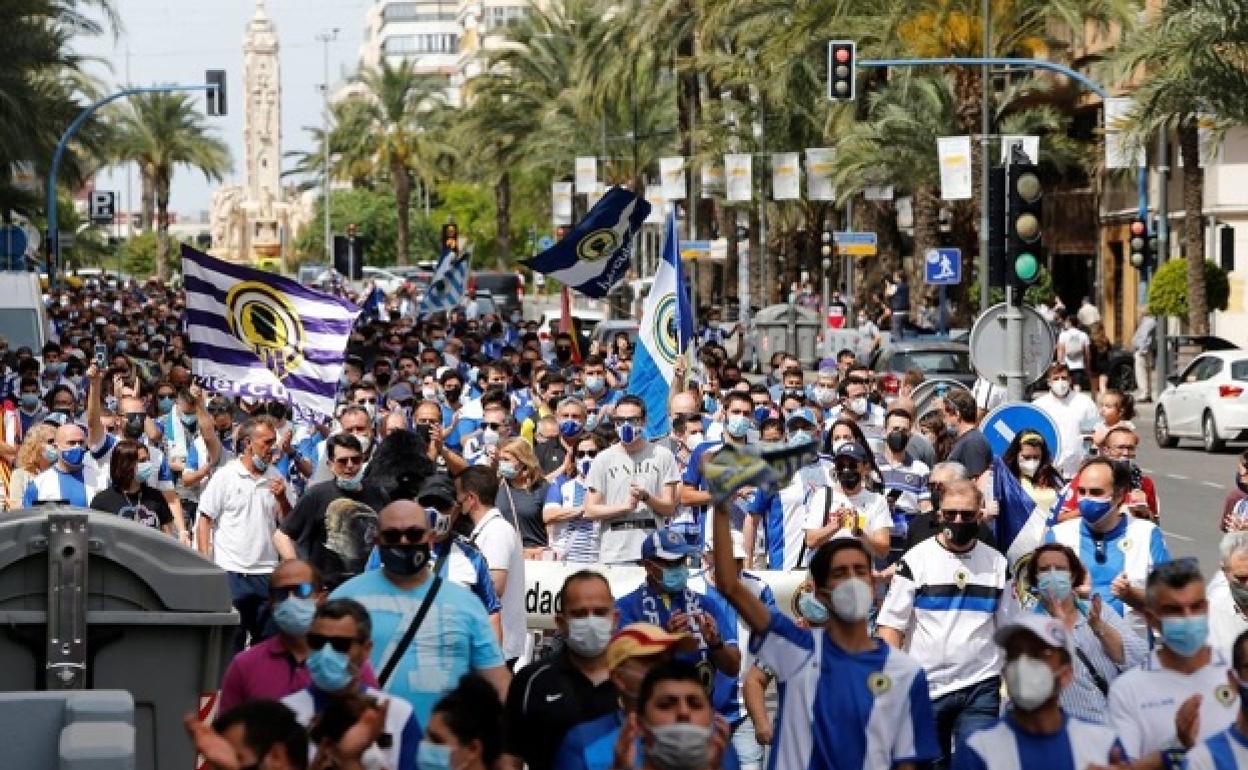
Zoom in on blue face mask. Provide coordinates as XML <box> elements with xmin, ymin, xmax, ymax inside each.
<box><xmin>61</xmin><ymin>446</ymin><xmax>87</xmax><ymax>469</ymax></box>
<box><xmin>1036</xmin><ymin>569</ymin><xmax>1073</xmax><ymax>602</ymax></box>
<box><xmin>660</xmin><ymin>564</ymin><xmax>689</xmax><ymax>593</ymax></box>
<box><xmin>157</xmin><ymin>396</ymin><xmax>175</xmax><ymax>415</ymax></box>
<box><xmin>135</xmin><ymin>460</ymin><xmax>156</xmax><ymax>483</ymax></box>
<box><xmin>585</xmin><ymin>375</ymin><xmax>605</xmax><ymax>393</ymax></box>
<box><xmin>726</xmin><ymin>414</ymin><xmax>753</xmax><ymax>439</ymax></box>
<box><xmin>307</xmin><ymin>645</ymin><xmax>354</xmax><ymax>692</ymax></box>
<box><xmin>43</xmin><ymin>445</ymin><xmax>59</xmax><ymax>464</ymax></box>
<box><xmin>19</xmin><ymin>393</ymin><xmax>40</xmax><ymax>411</ymax></box>
<box><xmin>1160</xmin><ymin>615</ymin><xmax>1209</xmax><ymax>657</ymax></box>
<box><xmin>797</xmin><ymin>589</ymin><xmax>830</xmax><ymax>624</ymax></box>
<box><xmin>250</xmin><ymin>445</ymin><xmax>269</xmax><ymax>472</ymax></box>
<box><xmin>179</xmin><ymin>411</ymin><xmax>198</xmax><ymax>427</ymax></box>
<box><xmin>431</xmin><ymin>338</ymin><xmax>446</xmax><ymax>352</ymax></box>
<box><xmin>272</xmin><ymin>596</ymin><xmax>317</xmax><ymax>636</ymax></box>
<box><xmin>788</xmin><ymin>430</ymin><xmax>814</xmax><ymax>447</ymax></box>
<box><xmin>1078</xmin><ymin>496</ymin><xmax>1115</xmax><ymax>527</ymax></box>
<box><xmin>617</xmin><ymin>422</ymin><xmax>637</xmax><ymax>444</ymax></box>
<box><xmin>418</xmin><ymin>740</ymin><xmax>453</xmax><ymax>770</ymax></box>
<box><xmin>702</xmin><ymin>394</ymin><xmax>717</xmax><ymax>414</ymax></box>
<box><xmin>585</xmin><ymin>413</ymin><xmax>599</xmax><ymax>431</ymax></box>
<box><xmin>753</xmin><ymin>405</ymin><xmax>770</xmax><ymax>423</ymax></box>
<box><xmin>559</xmin><ymin>418</ymin><xmax>583</xmax><ymax>438</ymax></box>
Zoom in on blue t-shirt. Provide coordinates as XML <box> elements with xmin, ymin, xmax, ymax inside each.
<box><xmin>330</xmin><ymin>569</ymin><xmax>505</xmax><ymax>724</ymax></box>
<box><xmin>554</xmin><ymin>710</ymin><xmax>742</xmax><ymax>770</ymax></box>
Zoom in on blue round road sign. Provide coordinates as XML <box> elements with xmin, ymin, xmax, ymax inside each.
<box><xmin>980</xmin><ymin>402</ymin><xmax>1062</xmax><ymax>461</ymax></box>
<box><xmin>538</xmin><ymin>235</ymin><xmax>555</xmax><ymax>251</ymax></box>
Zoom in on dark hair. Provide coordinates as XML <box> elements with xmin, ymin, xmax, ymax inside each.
<box><xmin>1233</xmin><ymin>629</ymin><xmax>1248</xmax><ymax>672</ymax></box>
<box><xmin>109</xmin><ymin>438</ymin><xmax>146</xmax><ymax>490</ymax></box>
<box><xmin>808</xmin><ymin>538</ymin><xmax>872</xmax><ymax>588</ymax></box>
<box><xmin>439</xmin><ymin>369</ymin><xmax>464</xmax><ymax>386</ymax></box>
<box><xmin>836</xmin><ymin>348</ymin><xmax>855</xmax><ymax>361</ymax></box>
<box><xmin>315</xmin><ymin>598</ymin><xmax>373</xmax><ymax>642</ymax></box>
<box><xmin>824</xmin><ymin>418</ymin><xmax>883</xmax><ymax>490</ymax></box>
<box><xmin>558</xmin><ymin>570</ymin><xmax>612</xmax><ymax>611</ymax></box>
<box><xmin>884</xmin><ymin>407</ymin><xmax>914</xmax><ymax>425</ymax></box>
<box><xmin>1079</xmin><ymin>456</ymin><xmax>1131</xmax><ymax>497</ymax></box>
<box><xmin>326</xmin><ymin>432</ymin><xmax>363</xmax><ymax>460</ymax></box>
<box><xmin>919</xmin><ymin>410</ymin><xmax>953</xmax><ymax>462</ymax></box>
<box><xmin>1002</xmin><ymin>430</ymin><xmax>1063</xmax><ymax>490</ymax></box>
<box><xmin>637</xmin><ymin>660</ymin><xmax>707</xmax><ymax>713</ymax></box>
<box><xmin>722</xmin><ymin>391</ymin><xmax>753</xmax><ymax>413</ymax></box>
<box><xmin>760</xmin><ymin>417</ymin><xmax>785</xmax><ymax>435</ymax></box>
<box><xmin>1100</xmin><ymin>389</ymin><xmax>1136</xmax><ymax>421</ymax></box>
<box><xmin>1025</xmin><ymin>543</ymin><xmax>1088</xmax><ymax>589</ymax></box>
<box><xmin>1145</xmin><ymin>557</ymin><xmax>1203</xmax><ymax>606</ymax></box>
<box><xmin>1047</xmin><ymin>362</ymin><xmax>1071</xmax><ymax>378</ymax></box>
<box><xmin>615</xmin><ymin>394</ymin><xmax>646</xmax><ymax>417</ymax></box>
<box><xmin>458</xmin><ymin>465</ymin><xmax>500</xmax><ymax>505</ymax></box>
<box><xmin>944</xmin><ymin>389</ymin><xmax>977</xmax><ymax>423</ymax></box>
<box><xmin>213</xmin><ymin>700</ymin><xmax>308</xmax><ymax>770</ymax></box>
<box><xmin>432</xmin><ymin>673</ymin><xmax>504</xmax><ymax>767</ymax></box>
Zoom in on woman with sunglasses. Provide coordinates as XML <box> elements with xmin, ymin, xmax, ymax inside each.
<box><xmin>1025</xmin><ymin>543</ymin><xmax>1147</xmax><ymax>723</ymax></box>
<box><xmin>544</xmin><ymin>433</ymin><xmax>607</xmax><ymax>562</ymax></box>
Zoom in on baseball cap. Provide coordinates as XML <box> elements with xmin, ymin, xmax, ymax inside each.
<box><xmin>385</xmin><ymin>382</ymin><xmax>415</xmax><ymax>403</ymax></box>
<box><xmin>993</xmin><ymin>615</ymin><xmax>1075</xmax><ymax>658</ymax></box>
<box><xmin>605</xmin><ymin>623</ymin><xmax>697</xmax><ymax>671</ymax></box>
<box><xmin>834</xmin><ymin>442</ymin><xmax>869</xmax><ymax>463</ymax></box>
<box><xmin>785</xmin><ymin>408</ymin><xmax>817</xmax><ymax>429</ymax></box>
<box><xmin>640</xmin><ymin>528</ymin><xmax>699</xmax><ymax>562</ymax></box>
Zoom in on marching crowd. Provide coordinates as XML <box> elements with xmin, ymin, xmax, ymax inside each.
<box><xmin>1</xmin><ymin>276</ymin><xmax>1246</xmax><ymax>770</ymax></box>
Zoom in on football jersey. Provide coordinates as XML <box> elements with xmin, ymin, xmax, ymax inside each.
<box><xmin>1188</xmin><ymin>726</ymin><xmax>1248</xmax><ymax>770</ymax></box>
<box><xmin>954</xmin><ymin>714</ymin><xmax>1121</xmax><ymax>770</ymax></box>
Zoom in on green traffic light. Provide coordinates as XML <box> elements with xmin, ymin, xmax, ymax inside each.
<box><xmin>1015</xmin><ymin>252</ymin><xmax>1040</xmax><ymax>282</ymax></box>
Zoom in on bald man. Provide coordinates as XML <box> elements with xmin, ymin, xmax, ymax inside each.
<box><xmin>331</xmin><ymin>499</ymin><xmax>511</xmax><ymax>724</ymax></box>
<box><xmin>22</xmin><ymin>422</ymin><xmax>109</xmax><ymax>507</ymax></box>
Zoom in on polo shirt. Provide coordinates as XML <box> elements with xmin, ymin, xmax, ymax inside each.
<box><xmin>217</xmin><ymin>633</ymin><xmax>380</xmax><ymax>713</ymax></box>
<box><xmin>1209</xmin><ymin>572</ymin><xmax>1248</xmax><ymax>659</ymax></box>
<box><xmin>952</xmin><ymin>713</ymin><xmax>1121</xmax><ymax>770</ymax></box>
<box><xmin>505</xmin><ymin>653</ymin><xmax>619</xmax><ymax>770</ymax></box>
<box><xmin>283</xmin><ymin>685</ymin><xmax>420</xmax><ymax>770</ymax></box>
<box><xmin>1189</xmin><ymin>725</ymin><xmax>1248</xmax><ymax>770</ymax></box>
<box><xmin>197</xmin><ymin>459</ymin><xmax>284</xmax><ymax>574</ymax></box>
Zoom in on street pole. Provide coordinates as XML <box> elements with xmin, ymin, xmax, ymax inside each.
<box><xmin>978</xmin><ymin>0</ymin><xmax>991</xmax><ymax>313</ymax></box>
<box><xmin>317</xmin><ymin>28</ymin><xmax>339</xmax><ymax>265</ymax></box>
<box><xmin>844</xmin><ymin>196</ymin><xmax>855</xmax><ymax>314</ymax></box>
<box><xmin>1155</xmin><ymin>131</ymin><xmax>1170</xmax><ymax>396</ymax></box>
<box><xmin>1002</xmin><ymin>148</ymin><xmax>1026</xmax><ymax>401</ymax></box>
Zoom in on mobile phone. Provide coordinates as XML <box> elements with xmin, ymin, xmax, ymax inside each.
<box><xmin>1082</xmin><ymin>435</ymin><xmax>1095</xmax><ymax>456</ymax></box>
<box><xmin>94</xmin><ymin>343</ymin><xmax>108</xmax><ymax>370</ymax></box>
<box><xmin>415</xmin><ymin>424</ymin><xmax>431</xmax><ymax>444</ymax></box>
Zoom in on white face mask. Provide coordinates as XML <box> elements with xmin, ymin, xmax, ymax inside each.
<box><xmin>830</xmin><ymin>577</ymin><xmax>873</xmax><ymax>622</ymax></box>
<box><xmin>481</xmin><ymin>427</ymin><xmax>500</xmax><ymax>447</ymax></box>
<box><xmin>813</xmin><ymin>387</ymin><xmax>837</xmax><ymax>406</ymax></box>
<box><xmin>848</xmin><ymin>397</ymin><xmax>868</xmax><ymax>415</ymax></box>
<box><xmin>564</xmin><ymin>615</ymin><xmax>614</xmax><ymax>658</ymax></box>
<box><xmin>1018</xmin><ymin>458</ymin><xmax>1040</xmax><ymax>477</ymax></box>
<box><xmin>1004</xmin><ymin>654</ymin><xmax>1056</xmax><ymax>711</ymax></box>
<box><xmin>1050</xmin><ymin>380</ymin><xmax>1071</xmax><ymax>398</ymax></box>
<box><xmin>352</xmin><ymin>433</ymin><xmax>372</xmax><ymax>455</ymax></box>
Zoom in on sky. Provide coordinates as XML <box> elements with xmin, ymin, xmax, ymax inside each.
<box><xmin>74</xmin><ymin>0</ymin><xmax>372</xmax><ymax>218</ymax></box>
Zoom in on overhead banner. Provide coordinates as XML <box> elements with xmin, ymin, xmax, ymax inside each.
<box><xmin>1105</xmin><ymin>97</ymin><xmax>1144</xmax><ymax>169</ymax></box>
<box><xmin>701</xmin><ymin>164</ymin><xmax>724</xmax><ymax>198</ymax></box>
<box><xmin>574</xmin><ymin>157</ymin><xmax>597</xmax><ymax>194</ymax></box>
<box><xmin>660</xmin><ymin>157</ymin><xmax>686</xmax><ymax>200</ymax></box>
<box><xmin>936</xmin><ymin>135</ymin><xmax>973</xmax><ymax>200</ymax></box>
<box><xmin>552</xmin><ymin>181</ymin><xmax>573</xmax><ymax>225</ymax></box>
<box><xmin>771</xmin><ymin>152</ymin><xmax>800</xmax><ymax>200</ymax></box>
<box><xmin>725</xmin><ymin>153</ymin><xmax>752</xmax><ymax>202</ymax></box>
<box><xmin>805</xmin><ymin>148</ymin><xmax>836</xmax><ymax>201</ymax></box>
<box><xmin>1000</xmin><ymin>135</ymin><xmax>1040</xmax><ymax>164</ymax></box>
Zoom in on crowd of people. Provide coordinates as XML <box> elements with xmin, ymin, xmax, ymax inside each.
<box><xmin>1</xmin><ymin>276</ymin><xmax>1244</xmax><ymax>770</ymax></box>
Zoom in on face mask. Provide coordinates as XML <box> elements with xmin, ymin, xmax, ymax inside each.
<box><xmin>375</xmin><ymin>372</ymin><xmax>392</xmax><ymax>387</ymax></box>
<box><xmin>60</xmin><ymin>446</ymin><xmax>87</xmax><ymax>469</ymax></box>
<box><xmin>307</xmin><ymin>645</ymin><xmax>354</xmax><ymax>692</ymax></box>
<box><xmin>1004</xmin><ymin>654</ymin><xmax>1056</xmax><ymax>711</ymax></box>
<box><xmin>788</xmin><ymin>430</ymin><xmax>813</xmax><ymax>447</ymax></box>
<box><xmin>353</xmin><ymin>433</ymin><xmax>372</xmax><ymax>455</ymax></box>
<box><xmin>645</xmin><ymin>723</ymin><xmax>713</xmax><ymax>770</ymax></box>
<box><xmin>556</xmin><ymin>348</ymin><xmax>572</xmax><ymax>363</ymax></box>
<box><xmin>832</xmin><ymin>439</ymin><xmax>849</xmax><ymax>455</ymax></box>
<box><xmin>616</xmin><ymin>372</ymin><xmax>630</xmax><ymax>387</ymax></box>
<box><xmin>272</xmin><ymin>596</ymin><xmax>317</xmax><ymax>636</ymax></box>
<box><xmin>1160</xmin><ymin>615</ymin><xmax>1209</xmax><ymax>657</ymax></box>
<box><xmin>796</xmin><ymin>589</ymin><xmax>830</xmax><ymax>624</ymax></box>
<box><xmin>848</xmin><ymin>397</ymin><xmax>868</xmax><ymax>415</ymax></box>
<box><xmin>115</xmin><ymin>340</ymin><xmax>129</xmax><ymax>353</ymax></box>
<box><xmin>499</xmin><ymin>461</ymin><xmax>518</xmax><ymax>479</ymax></box>
<box><xmin>1229</xmin><ymin>576</ymin><xmax>1248</xmax><ymax>611</ymax></box>
<box><xmin>1019</xmin><ymin>458</ymin><xmax>1041</xmax><ymax>478</ymax></box>
<box><xmin>180</xmin><ymin>411</ymin><xmax>198</xmax><ymax>428</ymax></box>
<box><xmin>813</xmin><ymin>387</ymin><xmax>836</xmax><ymax>407</ymax></box>
<box><xmin>379</xmin><ymin>543</ymin><xmax>431</xmax><ymax>576</ymax></box>
<box><xmin>659</xmin><ymin>564</ymin><xmax>689</xmax><ymax>593</ymax></box>
<box><xmin>43</xmin><ymin>445</ymin><xmax>59</xmax><ymax>464</ymax></box>
<box><xmin>431</xmin><ymin>339</ymin><xmax>446</xmax><ymax>352</ymax></box>
<box><xmin>617</xmin><ymin>422</ymin><xmax>638</xmax><ymax>444</ymax></box>
<box><xmin>885</xmin><ymin>430</ymin><xmax>909</xmax><ymax>453</ymax></box>
<box><xmin>19</xmin><ymin>393</ymin><xmax>40</xmax><ymax>411</ymax></box>
<box><xmin>418</xmin><ymin>740</ymin><xmax>454</xmax><ymax>770</ymax></box>
<box><xmin>1036</xmin><ymin>569</ymin><xmax>1073</xmax><ymax>602</ymax></box>
<box><xmin>585</xmin><ymin>413</ymin><xmax>600</xmax><ymax>431</ymax></box>
<box><xmin>481</xmin><ymin>427</ymin><xmax>500</xmax><ymax>447</ymax></box>
<box><xmin>559</xmin><ymin>418</ymin><xmax>583</xmax><ymax>438</ymax></box>
<box><xmin>1050</xmin><ymin>380</ymin><xmax>1071</xmax><ymax>398</ymax></box>
<box><xmin>362</xmin><ymin>402</ymin><xmax>377</xmax><ymax>420</ymax></box>
<box><xmin>837</xmin><ymin>467</ymin><xmax>862</xmax><ymax>491</ymax></box>
<box><xmin>702</xmin><ymin>394</ymin><xmax>718</xmax><ymax>414</ymax></box>
<box><xmin>944</xmin><ymin>520</ymin><xmax>978</xmax><ymax>547</ymax></box>
<box><xmin>577</xmin><ymin>458</ymin><xmax>593</xmax><ymax>476</ymax></box>
<box><xmin>157</xmin><ymin>396</ymin><xmax>174</xmax><ymax>415</ymax></box>
<box><xmin>421</xmin><ymin>387</ymin><xmax>439</xmax><ymax>402</ymax></box>
<box><xmin>1238</xmin><ymin>474</ymin><xmax>1248</xmax><ymax>495</ymax></box>
<box><xmin>752</xmin><ymin>405</ymin><xmax>770</xmax><ymax>424</ymax></box>
<box><xmin>830</xmin><ymin>578</ymin><xmax>873</xmax><ymax>622</ymax></box>
<box><xmin>585</xmin><ymin>375</ymin><xmax>605</xmax><ymax>393</ymax></box>
<box><xmin>135</xmin><ymin>460</ymin><xmax>156</xmax><ymax>484</ymax></box>
<box><xmin>726</xmin><ymin>414</ymin><xmax>753</xmax><ymax>439</ymax></box>
<box><xmin>123</xmin><ymin>412</ymin><xmax>146</xmax><ymax>439</ymax></box>
<box><xmin>565</xmin><ymin>615</ymin><xmax>614</xmax><ymax>658</ymax></box>
<box><xmin>444</xmin><ymin>387</ymin><xmax>462</xmax><ymax>403</ymax></box>
<box><xmin>1077</xmin><ymin>496</ymin><xmax>1115</xmax><ymax>527</ymax></box>
<box><xmin>336</xmin><ymin>467</ymin><xmax>365</xmax><ymax>492</ymax></box>
<box><xmin>783</xmin><ymin>387</ymin><xmax>805</xmax><ymax>401</ymax></box>
<box><xmin>249</xmin><ymin>444</ymin><xmax>269</xmax><ymax>472</ymax></box>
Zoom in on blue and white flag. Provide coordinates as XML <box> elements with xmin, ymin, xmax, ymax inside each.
<box><xmin>182</xmin><ymin>245</ymin><xmax>360</xmax><ymax>422</ymax></box>
<box><xmin>522</xmin><ymin>186</ymin><xmax>651</xmax><ymax>298</ymax></box>
<box><xmin>418</xmin><ymin>246</ymin><xmax>470</xmax><ymax>317</ymax></box>
<box><xmin>627</xmin><ymin>212</ymin><xmax>693</xmax><ymax>437</ymax></box>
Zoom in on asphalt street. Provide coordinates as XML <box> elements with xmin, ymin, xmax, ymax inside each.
<box><xmin>1134</xmin><ymin>403</ymin><xmax>1236</xmax><ymax>572</ymax></box>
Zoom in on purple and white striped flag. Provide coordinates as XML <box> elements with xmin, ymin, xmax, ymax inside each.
<box><xmin>182</xmin><ymin>244</ymin><xmax>360</xmax><ymax>421</ymax></box>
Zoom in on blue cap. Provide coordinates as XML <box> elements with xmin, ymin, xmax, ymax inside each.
<box><xmin>641</xmin><ymin>528</ymin><xmax>699</xmax><ymax>561</ymax></box>
<box><xmin>834</xmin><ymin>442</ymin><xmax>869</xmax><ymax>463</ymax></box>
<box><xmin>785</xmin><ymin>408</ymin><xmax>817</xmax><ymax>428</ymax></box>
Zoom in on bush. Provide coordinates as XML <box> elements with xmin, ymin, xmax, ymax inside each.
<box><xmin>1147</xmin><ymin>259</ymin><xmax>1230</xmax><ymax>319</ymax></box>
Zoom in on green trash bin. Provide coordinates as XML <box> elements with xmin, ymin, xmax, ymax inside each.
<box><xmin>0</xmin><ymin>507</ymin><xmax>238</xmax><ymax>770</ymax></box>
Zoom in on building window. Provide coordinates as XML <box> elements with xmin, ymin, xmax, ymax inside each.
<box><xmin>484</xmin><ymin>6</ymin><xmax>527</xmax><ymax>31</ymax></box>
<box><xmin>383</xmin><ymin>2</ymin><xmax>457</xmax><ymax>23</ymax></box>
<box><xmin>383</xmin><ymin>33</ymin><xmax>459</xmax><ymax>54</ymax></box>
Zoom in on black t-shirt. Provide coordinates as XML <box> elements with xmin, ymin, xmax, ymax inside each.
<box><xmin>279</xmin><ymin>480</ymin><xmax>387</xmax><ymax>587</ymax></box>
<box><xmin>535</xmin><ymin>438</ymin><xmax>568</xmax><ymax>476</ymax></box>
<box><xmin>90</xmin><ymin>484</ymin><xmax>173</xmax><ymax>530</ymax></box>
<box><xmin>496</xmin><ymin>479</ymin><xmax>551</xmax><ymax>548</ymax></box>
<box><xmin>948</xmin><ymin>428</ymin><xmax>993</xmax><ymax>477</ymax></box>
<box><xmin>504</xmin><ymin>653</ymin><xmax>619</xmax><ymax>770</ymax></box>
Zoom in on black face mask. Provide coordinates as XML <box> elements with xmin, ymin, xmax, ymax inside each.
<box><xmin>943</xmin><ymin>521</ymin><xmax>978</xmax><ymax>547</ymax></box>
<box><xmin>444</xmin><ymin>388</ymin><xmax>462</xmax><ymax>403</ymax></box>
<box><xmin>556</xmin><ymin>348</ymin><xmax>572</xmax><ymax>363</ymax></box>
<box><xmin>837</xmin><ymin>467</ymin><xmax>862</xmax><ymax>491</ymax></box>
<box><xmin>375</xmin><ymin>372</ymin><xmax>393</xmax><ymax>387</ymax></box>
<box><xmin>378</xmin><ymin>544</ymin><xmax>430</xmax><ymax>576</ymax></box>
<box><xmin>885</xmin><ymin>430</ymin><xmax>910</xmax><ymax>453</ymax></box>
<box><xmin>123</xmin><ymin>412</ymin><xmax>146</xmax><ymax>439</ymax></box>
<box><xmin>545</xmin><ymin>396</ymin><xmax>561</xmax><ymax>411</ymax></box>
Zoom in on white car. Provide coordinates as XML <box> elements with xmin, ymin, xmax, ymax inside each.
<box><xmin>1155</xmin><ymin>350</ymin><xmax>1248</xmax><ymax>452</ymax></box>
<box><xmin>362</xmin><ymin>266</ymin><xmax>407</xmax><ymax>294</ymax></box>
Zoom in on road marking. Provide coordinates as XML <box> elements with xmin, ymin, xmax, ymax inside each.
<box><xmin>1163</xmin><ymin>529</ymin><xmax>1196</xmax><ymax>543</ymax></box>
<box><xmin>1202</xmin><ymin>481</ymin><xmax>1226</xmax><ymax>489</ymax></box>
<box><xmin>1165</xmin><ymin>474</ymin><xmax>1189</xmax><ymax>481</ymax></box>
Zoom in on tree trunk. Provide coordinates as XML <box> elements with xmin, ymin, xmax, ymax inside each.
<box><xmin>140</xmin><ymin>172</ymin><xmax>155</xmax><ymax>232</ymax></box>
<box><xmin>495</xmin><ymin>172</ymin><xmax>511</xmax><ymax>269</ymax></box>
<box><xmin>394</xmin><ymin>162</ymin><xmax>412</xmax><ymax>267</ymax></box>
<box><xmin>155</xmin><ymin>180</ymin><xmax>170</xmax><ymax>281</ymax></box>
<box><xmin>1179</xmin><ymin>119</ymin><xmax>1207</xmax><ymax>335</ymax></box>
<box><xmin>912</xmin><ymin>186</ymin><xmax>941</xmax><ymax>312</ymax></box>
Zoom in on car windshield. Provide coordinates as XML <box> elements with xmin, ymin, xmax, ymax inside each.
<box><xmin>892</xmin><ymin>349</ymin><xmax>970</xmax><ymax>374</ymax></box>
<box><xmin>1231</xmin><ymin>360</ymin><xmax>1248</xmax><ymax>382</ymax></box>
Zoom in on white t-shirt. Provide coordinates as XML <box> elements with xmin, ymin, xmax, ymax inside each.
<box><xmin>1208</xmin><ymin>572</ymin><xmax>1248</xmax><ymax>660</ymax></box>
<box><xmin>469</xmin><ymin>508</ymin><xmax>526</xmax><ymax>660</ymax></box>
<box><xmin>1059</xmin><ymin>327</ymin><xmax>1091</xmax><ymax>370</ymax></box>
<box><xmin>1034</xmin><ymin>391</ymin><xmax>1099</xmax><ymax>477</ymax></box>
<box><xmin>801</xmin><ymin>485</ymin><xmax>892</xmax><ymax>544</ymax></box>
<box><xmin>585</xmin><ymin>442</ymin><xmax>680</xmax><ymax>563</ymax></box>
<box><xmin>1108</xmin><ymin>648</ymin><xmax>1238</xmax><ymax>760</ymax></box>
<box><xmin>196</xmin><ymin>459</ymin><xmax>283</xmax><ymax>574</ymax></box>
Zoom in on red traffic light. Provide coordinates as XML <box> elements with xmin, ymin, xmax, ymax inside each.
<box><xmin>1130</xmin><ymin>220</ymin><xmax>1146</xmax><ymax>236</ymax></box>
<box><xmin>835</xmin><ymin>48</ymin><xmax>850</xmax><ymax>63</ymax></box>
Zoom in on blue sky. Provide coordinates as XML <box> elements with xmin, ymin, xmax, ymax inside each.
<box><xmin>74</xmin><ymin>0</ymin><xmax>371</xmax><ymax>217</ymax></box>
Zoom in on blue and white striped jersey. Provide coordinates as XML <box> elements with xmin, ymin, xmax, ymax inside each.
<box><xmin>953</xmin><ymin>714</ymin><xmax>1121</xmax><ymax>770</ymax></box>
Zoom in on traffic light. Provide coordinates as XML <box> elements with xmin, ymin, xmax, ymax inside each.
<box><xmin>827</xmin><ymin>41</ymin><xmax>856</xmax><ymax>102</ymax></box>
<box><xmin>1128</xmin><ymin>217</ymin><xmax>1152</xmax><ymax>271</ymax></box>
<box><xmin>1006</xmin><ymin>161</ymin><xmax>1043</xmax><ymax>297</ymax></box>
<box><xmin>205</xmin><ymin>70</ymin><xmax>227</xmax><ymax>116</ymax></box>
<box><xmin>441</xmin><ymin>222</ymin><xmax>459</xmax><ymax>256</ymax></box>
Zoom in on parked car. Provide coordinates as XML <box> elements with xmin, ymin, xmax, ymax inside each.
<box><xmin>590</xmin><ymin>320</ymin><xmax>640</xmax><ymax>354</ymax></box>
<box><xmin>869</xmin><ymin>340</ymin><xmax>976</xmax><ymax>388</ymax></box>
<box><xmin>1154</xmin><ymin>350</ymin><xmax>1248</xmax><ymax>452</ymax></box>
<box><xmin>362</xmin><ymin>266</ymin><xmax>406</xmax><ymax>294</ymax></box>
<box><xmin>470</xmin><ymin>271</ymin><xmax>522</xmax><ymax>318</ymax></box>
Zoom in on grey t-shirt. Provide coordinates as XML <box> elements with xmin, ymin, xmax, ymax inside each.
<box><xmin>948</xmin><ymin>428</ymin><xmax>993</xmax><ymax>477</ymax></box>
<box><xmin>586</xmin><ymin>441</ymin><xmax>680</xmax><ymax>563</ymax></box>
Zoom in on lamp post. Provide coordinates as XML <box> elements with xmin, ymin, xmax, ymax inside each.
<box><xmin>317</xmin><ymin>28</ymin><xmax>339</xmax><ymax>263</ymax></box>
<box><xmin>821</xmin><ymin>232</ymin><xmax>833</xmax><ymax>311</ymax></box>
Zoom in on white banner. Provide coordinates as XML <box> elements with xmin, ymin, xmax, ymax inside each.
<box><xmin>1105</xmin><ymin>97</ymin><xmax>1144</xmax><ymax>169</ymax></box>
<box><xmin>805</xmin><ymin>148</ymin><xmax>836</xmax><ymax>201</ymax></box>
<box><xmin>771</xmin><ymin>152</ymin><xmax>800</xmax><ymax>200</ymax></box>
<box><xmin>936</xmin><ymin>135</ymin><xmax>973</xmax><ymax>200</ymax></box>
<box><xmin>864</xmin><ymin>184</ymin><xmax>894</xmax><ymax>201</ymax></box>
<box><xmin>644</xmin><ymin>185</ymin><xmax>666</xmax><ymax>224</ymax></box>
<box><xmin>551</xmin><ymin>181</ymin><xmax>573</xmax><ymax>224</ymax></box>
<box><xmin>1000</xmin><ymin>135</ymin><xmax>1040</xmax><ymax>164</ymax></box>
<box><xmin>701</xmin><ymin>164</ymin><xmax>724</xmax><ymax>198</ymax></box>
<box><xmin>574</xmin><ymin>157</ymin><xmax>597</xmax><ymax>194</ymax></box>
<box><xmin>725</xmin><ymin>153</ymin><xmax>753</xmax><ymax>202</ymax></box>
<box><xmin>660</xmin><ymin>157</ymin><xmax>686</xmax><ymax>200</ymax></box>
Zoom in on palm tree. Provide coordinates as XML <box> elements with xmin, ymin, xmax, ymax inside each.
<box><xmin>109</xmin><ymin>92</ymin><xmax>230</xmax><ymax>279</ymax></box>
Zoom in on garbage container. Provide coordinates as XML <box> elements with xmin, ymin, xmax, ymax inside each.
<box><xmin>754</xmin><ymin>303</ymin><xmax>821</xmax><ymax>370</ymax></box>
<box><xmin>0</xmin><ymin>508</ymin><xmax>238</xmax><ymax>770</ymax></box>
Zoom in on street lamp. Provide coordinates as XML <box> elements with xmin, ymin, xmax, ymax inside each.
<box><xmin>820</xmin><ymin>232</ymin><xmax>833</xmax><ymax>310</ymax></box>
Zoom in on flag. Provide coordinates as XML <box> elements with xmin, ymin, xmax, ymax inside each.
<box><xmin>990</xmin><ymin>455</ymin><xmax>1048</xmax><ymax>571</ymax></box>
<box><xmin>627</xmin><ymin>212</ymin><xmax>692</xmax><ymax>437</ymax></box>
<box><xmin>418</xmin><ymin>246</ymin><xmax>470</xmax><ymax>317</ymax></box>
<box><xmin>181</xmin><ymin>244</ymin><xmax>360</xmax><ymax>422</ymax></box>
<box><xmin>360</xmin><ymin>284</ymin><xmax>386</xmax><ymax>323</ymax></box>
<box><xmin>522</xmin><ymin>186</ymin><xmax>651</xmax><ymax>298</ymax></box>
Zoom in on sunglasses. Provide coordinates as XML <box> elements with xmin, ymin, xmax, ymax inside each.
<box><xmin>306</xmin><ymin>633</ymin><xmax>358</xmax><ymax>654</ymax></box>
<box><xmin>481</xmin><ymin>422</ymin><xmax>502</xmax><ymax>430</ymax></box>
<box><xmin>333</xmin><ymin>455</ymin><xmax>364</xmax><ymax>467</ymax></box>
<box><xmin>378</xmin><ymin>527</ymin><xmax>427</xmax><ymax>545</ymax></box>
<box><xmin>270</xmin><ymin>582</ymin><xmax>316</xmax><ymax>602</ymax></box>
<box><xmin>575</xmin><ymin>450</ymin><xmax>598</xmax><ymax>459</ymax></box>
<box><xmin>355</xmin><ymin>398</ymin><xmax>378</xmax><ymax>405</ymax></box>
<box><xmin>941</xmin><ymin>509</ymin><xmax>978</xmax><ymax>522</ymax></box>
<box><xmin>612</xmin><ymin>417</ymin><xmax>642</xmax><ymax>427</ymax></box>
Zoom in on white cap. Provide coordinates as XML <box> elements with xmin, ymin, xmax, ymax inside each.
<box><xmin>994</xmin><ymin>614</ymin><xmax>1075</xmax><ymax>658</ymax></box>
